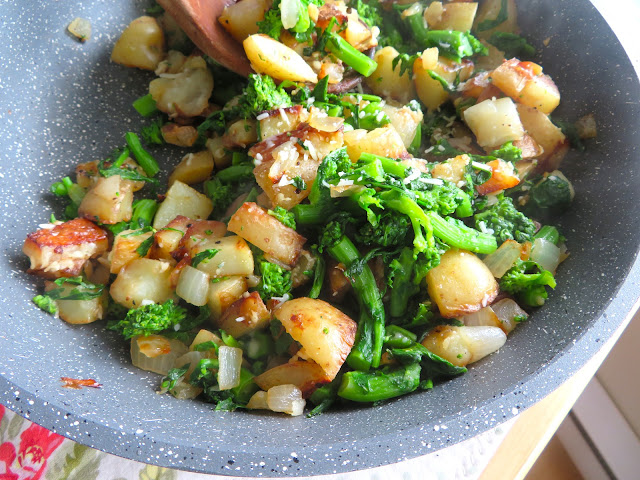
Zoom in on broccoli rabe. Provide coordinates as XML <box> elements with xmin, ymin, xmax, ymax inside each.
<box><xmin>140</xmin><ymin>117</ymin><xmax>165</xmax><ymax>145</ymax></box>
<box><xmin>238</xmin><ymin>74</ymin><xmax>292</xmax><ymax>117</ymax></box>
<box><xmin>500</xmin><ymin>260</ymin><xmax>557</xmax><ymax>307</ymax></box>
<box><xmin>355</xmin><ymin>212</ymin><xmax>410</xmax><ymax>247</ymax></box>
<box><xmin>268</xmin><ymin>206</ymin><xmax>296</xmax><ymax>229</ymax></box>
<box><xmin>526</xmin><ymin>173</ymin><xmax>574</xmax><ymax>215</ymax></box>
<box><xmin>474</xmin><ymin>196</ymin><xmax>537</xmax><ymax>244</ymax></box>
<box><xmin>488</xmin><ymin>32</ymin><xmax>536</xmax><ymax>59</ymax></box>
<box><xmin>107</xmin><ymin>299</ymin><xmax>188</xmax><ymax>339</ymax></box>
<box><xmin>258</xmin><ymin>0</ymin><xmax>323</xmax><ymax>42</ymax></box>
<box><xmin>256</xmin><ymin>259</ymin><xmax>292</xmax><ymax>300</ymax></box>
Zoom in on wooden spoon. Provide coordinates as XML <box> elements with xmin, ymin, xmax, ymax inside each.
<box><xmin>157</xmin><ymin>0</ymin><xmax>367</xmax><ymax>92</ymax></box>
<box><xmin>157</xmin><ymin>0</ymin><xmax>252</xmax><ymax>76</ymax></box>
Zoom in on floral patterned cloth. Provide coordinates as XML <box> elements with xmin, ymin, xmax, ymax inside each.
<box><xmin>0</xmin><ymin>404</ymin><xmax>512</xmax><ymax>480</ymax></box>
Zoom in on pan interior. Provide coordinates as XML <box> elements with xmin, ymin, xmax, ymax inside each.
<box><xmin>0</xmin><ymin>0</ymin><xmax>638</xmax><ymax>476</ymax></box>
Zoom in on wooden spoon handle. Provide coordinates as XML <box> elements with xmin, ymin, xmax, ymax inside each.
<box><xmin>158</xmin><ymin>0</ymin><xmax>253</xmax><ymax>76</ymax></box>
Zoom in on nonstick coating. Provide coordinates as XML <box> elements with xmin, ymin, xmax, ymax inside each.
<box><xmin>1</xmin><ymin>0</ymin><xmax>639</xmax><ymax>476</ymax></box>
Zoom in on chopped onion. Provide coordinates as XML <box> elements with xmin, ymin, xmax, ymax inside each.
<box><xmin>246</xmin><ymin>391</ymin><xmax>269</xmax><ymax>410</ymax></box>
<box><xmin>308</xmin><ymin>116</ymin><xmax>344</xmax><ymax>133</ymax></box>
<box><xmin>131</xmin><ymin>335</ymin><xmax>188</xmax><ymax>375</ymax></box>
<box><xmin>267</xmin><ymin>384</ymin><xmax>306</xmax><ymax>416</ymax></box>
<box><xmin>280</xmin><ymin>0</ymin><xmax>300</xmax><ymax>30</ymax></box>
<box><xmin>460</xmin><ymin>307</ymin><xmax>500</xmax><ymax>329</ymax></box>
<box><xmin>217</xmin><ymin>346</ymin><xmax>243</xmax><ymax>390</ymax></box>
<box><xmin>530</xmin><ymin>238</ymin><xmax>561</xmax><ymax>274</ymax></box>
<box><xmin>458</xmin><ymin>326</ymin><xmax>507</xmax><ymax>364</ymax></box>
<box><xmin>67</xmin><ymin>17</ymin><xmax>91</xmax><ymax>42</ymax></box>
<box><xmin>245</xmin><ymin>274</ymin><xmax>261</xmax><ymax>288</ymax></box>
<box><xmin>491</xmin><ymin>298</ymin><xmax>528</xmax><ymax>334</ymax></box>
<box><xmin>330</xmin><ymin>184</ymin><xmax>365</xmax><ymax>198</ymax></box>
<box><xmin>483</xmin><ymin>239</ymin><xmax>521</xmax><ymax>278</ymax></box>
<box><xmin>176</xmin><ymin>265</ymin><xmax>210</xmax><ymax>306</ymax></box>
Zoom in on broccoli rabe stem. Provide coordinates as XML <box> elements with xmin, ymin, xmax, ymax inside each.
<box><xmin>215</xmin><ymin>164</ymin><xmax>254</xmax><ymax>183</ymax></box>
<box><xmin>337</xmin><ymin>363</ymin><xmax>421</xmax><ymax>402</ymax></box>
<box><xmin>308</xmin><ymin>253</ymin><xmax>326</xmax><ymax>299</ymax></box>
<box><xmin>534</xmin><ymin>225</ymin><xmax>561</xmax><ymax>245</ymax></box>
<box><xmin>358</xmin><ymin>152</ymin><xmax>409</xmax><ymax>178</ymax></box>
<box><xmin>130</xmin><ymin>199</ymin><xmax>158</xmax><ymax>228</ymax></box>
<box><xmin>389</xmin><ymin>247</ymin><xmax>420</xmax><ymax>318</ymax></box>
<box><xmin>379</xmin><ymin>190</ymin><xmax>434</xmax><ymax>253</ymax></box>
<box><xmin>405</xmin><ymin>10</ymin><xmax>430</xmax><ymax>47</ymax></box>
<box><xmin>132</xmin><ymin>93</ymin><xmax>158</xmax><ymax>117</ymax></box>
<box><xmin>125</xmin><ymin>132</ymin><xmax>159</xmax><ymax>177</ymax></box>
<box><xmin>427</xmin><ymin>211</ymin><xmax>498</xmax><ymax>254</ymax></box>
<box><xmin>383</xmin><ymin>325</ymin><xmax>417</xmax><ymax>349</ymax></box>
<box><xmin>325</xmin><ymin>32</ymin><xmax>378</xmax><ymax>77</ymax></box>
<box><xmin>326</xmin><ymin>234</ymin><xmax>385</xmax><ymax>371</ymax></box>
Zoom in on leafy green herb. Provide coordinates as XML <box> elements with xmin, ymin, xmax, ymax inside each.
<box><xmin>107</xmin><ymin>299</ymin><xmax>188</xmax><ymax>339</ymax></box>
<box><xmin>268</xmin><ymin>206</ymin><xmax>296</xmax><ymax>229</ymax></box>
<box><xmin>45</xmin><ymin>277</ymin><xmax>105</xmax><ymax>301</ymax></box>
<box><xmin>191</xmin><ymin>249</ymin><xmax>220</xmax><ymax>268</ymax></box>
<box><xmin>488</xmin><ymin>32</ymin><xmax>536</xmax><ymax>58</ymax></box>
<box><xmin>160</xmin><ymin>365</ymin><xmax>189</xmax><ymax>392</ymax></box>
<box><xmin>32</xmin><ymin>294</ymin><xmax>58</xmax><ymax>314</ymax></box>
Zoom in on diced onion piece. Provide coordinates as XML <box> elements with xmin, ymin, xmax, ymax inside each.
<box><xmin>68</xmin><ymin>18</ymin><xmax>91</xmax><ymax>42</ymax></box>
<box><xmin>217</xmin><ymin>346</ymin><xmax>243</xmax><ymax>390</ymax></box>
<box><xmin>280</xmin><ymin>0</ymin><xmax>299</xmax><ymax>29</ymax></box>
<box><xmin>267</xmin><ymin>384</ymin><xmax>306</xmax><ymax>416</ymax></box>
<box><xmin>131</xmin><ymin>335</ymin><xmax>188</xmax><ymax>375</ymax></box>
<box><xmin>530</xmin><ymin>238</ymin><xmax>562</xmax><ymax>274</ymax></box>
<box><xmin>491</xmin><ymin>298</ymin><xmax>528</xmax><ymax>334</ymax></box>
<box><xmin>176</xmin><ymin>265</ymin><xmax>210</xmax><ymax>306</ymax></box>
<box><xmin>483</xmin><ymin>239</ymin><xmax>522</xmax><ymax>278</ymax></box>
<box><xmin>460</xmin><ymin>307</ymin><xmax>501</xmax><ymax>329</ymax></box>
<box><xmin>422</xmin><ymin>325</ymin><xmax>506</xmax><ymax>367</ymax></box>
<box><xmin>246</xmin><ymin>391</ymin><xmax>269</xmax><ymax>410</ymax></box>
<box><xmin>308</xmin><ymin>116</ymin><xmax>344</xmax><ymax>133</ymax></box>
<box><xmin>164</xmin><ymin>350</ymin><xmax>206</xmax><ymax>399</ymax></box>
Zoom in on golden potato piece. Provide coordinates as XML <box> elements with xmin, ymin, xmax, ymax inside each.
<box><xmin>23</xmin><ymin>218</ymin><xmax>108</xmax><ymax>279</ymax></box>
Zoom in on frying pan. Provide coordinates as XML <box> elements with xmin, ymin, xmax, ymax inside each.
<box><xmin>1</xmin><ymin>0</ymin><xmax>639</xmax><ymax>476</ymax></box>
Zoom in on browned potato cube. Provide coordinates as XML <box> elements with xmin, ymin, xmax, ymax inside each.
<box><xmin>23</xmin><ymin>218</ymin><xmax>108</xmax><ymax>279</ymax></box>
<box><xmin>228</xmin><ymin>202</ymin><xmax>306</xmax><ymax>268</ymax></box>
<box><xmin>254</xmin><ymin>360</ymin><xmax>330</xmax><ymax>397</ymax></box>
<box><xmin>426</xmin><ymin>249</ymin><xmax>499</xmax><ymax>318</ymax></box>
<box><xmin>161</xmin><ymin>123</ymin><xmax>198</xmax><ymax>147</ymax></box>
<box><xmin>78</xmin><ymin>175</ymin><xmax>133</xmax><ymax>224</ymax></box>
<box><xmin>109</xmin><ymin>229</ymin><xmax>154</xmax><ymax>274</ymax></box>
<box><xmin>273</xmin><ymin>298</ymin><xmax>357</xmax><ymax>379</ymax></box>
<box><xmin>207</xmin><ymin>276</ymin><xmax>248</xmax><ymax>320</ymax></box>
<box><xmin>215</xmin><ymin>291</ymin><xmax>271</xmax><ymax>337</ymax></box>
<box><xmin>168</xmin><ymin>151</ymin><xmax>214</xmax><ymax>186</ymax></box>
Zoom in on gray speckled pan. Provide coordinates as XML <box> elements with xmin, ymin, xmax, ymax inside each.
<box><xmin>0</xmin><ymin>0</ymin><xmax>639</xmax><ymax>476</ymax></box>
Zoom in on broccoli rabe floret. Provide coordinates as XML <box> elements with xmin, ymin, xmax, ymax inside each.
<box><xmin>474</xmin><ymin>196</ymin><xmax>537</xmax><ymax>244</ymax></box>
<box><xmin>107</xmin><ymin>299</ymin><xmax>187</xmax><ymax>339</ymax></box>
<box><xmin>256</xmin><ymin>260</ymin><xmax>292</xmax><ymax>300</ymax></box>
<box><xmin>500</xmin><ymin>260</ymin><xmax>556</xmax><ymax>307</ymax></box>
<box><xmin>526</xmin><ymin>172</ymin><xmax>574</xmax><ymax>215</ymax></box>
<box><xmin>268</xmin><ymin>206</ymin><xmax>296</xmax><ymax>230</ymax></box>
<box><xmin>203</xmin><ymin>176</ymin><xmax>235</xmax><ymax>213</ymax></box>
<box><xmin>140</xmin><ymin>117</ymin><xmax>165</xmax><ymax>145</ymax></box>
<box><xmin>258</xmin><ymin>0</ymin><xmax>322</xmax><ymax>41</ymax></box>
<box><xmin>355</xmin><ymin>212</ymin><xmax>410</xmax><ymax>247</ymax></box>
<box><xmin>238</xmin><ymin>74</ymin><xmax>292</xmax><ymax>117</ymax></box>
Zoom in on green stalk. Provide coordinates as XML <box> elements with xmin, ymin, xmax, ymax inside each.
<box><xmin>534</xmin><ymin>225</ymin><xmax>560</xmax><ymax>245</ymax></box>
<box><xmin>327</xmin><ymin>235</ymin><xmax>385</xmax><ymax>370</ymax></box>
<box><xmin>358</xmin><ymin>152</ymin><xmax>408</xmax><ymax>178</ymax></box>
<box><xmin>125</xmin><ymin>132</ymin><xmax>159</xmax><ymax>177</ymax></box>
<box><xmin>131</xmin><ymin>199</ymin><xmax>158</xmax><ymax>227</ymax></box>
<box><xmin>337</xmin><ymin>363</ymin><xmax>421</xmax><ymax>402</ymax></box>
<box><xmin>383</xmin><ymin>325</ymin><xmax>417</xmax><ymax>349</ymax></box>
<box><xmin>427</xmin><ymin>211</ymin><xmax>497</xmax><ymax>254</ymax></box>
<box><xmin>325</xmin><ymin>32</ymin><xmax>378</xmax><ymax>77</ymax></box>
<box><xmin>389</xmin><ymin>247</ymin><xmax>419</xmax><ymax>317</ymax></box>
<box><xmin>405</xmin><ymin>10</ymin><xmax>430</xmax><ymax>47</ymax></box>
<box><xmin>215</xmin><ymin>164</ymin><xmax>254</xmax><ymax>183</ymax></box>
<box><xmin>308</xmin><ymin>254</ymin><xmax>326</xmax><ymax>299</ymax></box>
<box><xmin>132</xmin><ymin>93</ymin><xmax>158</xmax><ymax>117</ymax></box>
